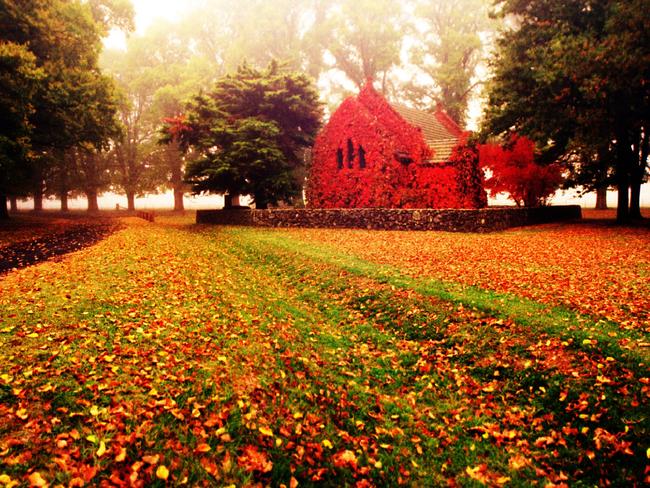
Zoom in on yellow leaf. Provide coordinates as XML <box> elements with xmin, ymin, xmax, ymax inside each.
<box><xmin>647</xmin><ymin>447</ymin><xmax>650</xmax><ymax>459</ymax></box>
<box><xmin>156</xmin><ymin>465</ymin><xmax>169</xmax><ymax>480</ymax></box>
<box><xmin>374</xmin><ymin>460</ymin><xmax>383</xmax><ymax>469</ymax></box>
<box><xmin>293</xmin><ymin>412</ymin><xmax>303</xmax><ymax>419</ymax></box>
<box><xmin>259</xmin><ymin>427</ymin><xmax>274</xmax><ymax>437</ymax></box>
<box><xmin>0</xmin><ymin>374</ymin><xmax>12</xmax><ymax>383</ymax></box>
<box><xmin>27</xmin><ymin>472</ymin><xmax>47</xmax><ymax>487</ymax></box>
<box><xmin>148</xmin><ymin>388</ymin><xmax>159</xmax><ymax>396</ymax></box>
<box><xmin>90</xmin><ymin>405</ymin><xmax>99</xmax><ymax>417</ymax></box>
<box><xmin>322</xmin><ymin>439</ymin><xmax>333</xmax><ymax>449</ymax></box>
<box><xmin>0</xmin><ymin>474</ymin><xmax>16</xmax><ymax>487</ymax></box>
<box><xmin>15</xmin><ymin>409</ymin><xmax>28</xmax><ymax>420</ymax></box>
<box><xmin>86</xmin><ymin>435</ymin><xmax>98</xmax><ymax>444</ymax></box>
<box><xmin>115</xmin><ymin>447</ymin><xmax>127</xmax><ymax>462</ymax></box>
<box><xmin>26</xmin><ymin>333</ymin><xmax>39</xmax><ymax>338</ymax></box>
<box><xmin>96</xmin><ymin>441</ymin><xmax>106</xmax><ymax>458</ymax></box>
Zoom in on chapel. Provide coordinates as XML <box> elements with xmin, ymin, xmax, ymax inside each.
<box><xmin>306</xmin><ymin>83</ymin><xmax>486</xmax><ymax>209</ymax></box>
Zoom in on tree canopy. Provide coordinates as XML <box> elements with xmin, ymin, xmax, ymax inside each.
<box><xmin>404</xmin><ymin>0</ymin><xmax>494</xmax><ymax>125</ymax></box>
<box><xmin>180</xmin><ymin>62</ymin><xmax>322</xmax><ymax>208</ymax></box>
<box><xmin>0</xmin><ymin>0</ymin><xmax>133</xmax><ymax>216</ymax></box>
<box><xmin>482</xmin><ymin>0</ymin><xmax>649</xmax><ymax>221</ymax></box>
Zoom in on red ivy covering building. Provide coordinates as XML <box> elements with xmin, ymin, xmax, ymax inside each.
<box><xmin>306</xmin><ymin>84</ymin><xmax>486</xmax><ymax>209</ymax></box>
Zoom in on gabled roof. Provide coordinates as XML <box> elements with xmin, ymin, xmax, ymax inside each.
<box><xmin>391</xmin><ymin>104</ymin><xmax>464</xmax><ymax>163</ymax></box>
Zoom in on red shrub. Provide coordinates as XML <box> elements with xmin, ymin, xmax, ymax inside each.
<box><xmin>479</xmin><ymin>135</ymin><xmax>564</xmax><ymax>207</ymax></box>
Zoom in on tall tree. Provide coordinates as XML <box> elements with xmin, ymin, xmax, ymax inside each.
<box><xmin>181</xmin><ymin>62</ymin><xmax>322</xmax><ymax>208</ymax></box>
<box><xmin>405</xmin><ymin>0</ymin><xmax>494</xmax><ymax>125</ymax></box>
<box><xmin>482</xmin><ymin>0</ymin><xmax>649</xmax><ymax>222</ymax></box>
<box><xmin>307</xmin><ymin>0</ymin><xmax>407</xmax><ymax>93</ymax></box>
<box><xmin>178</xmin><ymin>0</ymin><xmax>317</xmax><ymax>75</ymax></box>
<box><xmin>0</xmin><ymin>0</ymin><xmax>133</xmax><ymax>214</ymax></box>
<box><xmin>101</xmin><ymin>20</ymin><xmax>213</xmax><ymax>210</ymax></box>
<box><xmin>0</xmin><ymin>42</ymin><xmax>43</xmax><ymax>218</ymax></box>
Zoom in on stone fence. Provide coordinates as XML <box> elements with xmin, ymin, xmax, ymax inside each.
<box><xmin>196</xmin><ymin>205</ymin><xmax>582</xmax><ymax>232</ymax></box>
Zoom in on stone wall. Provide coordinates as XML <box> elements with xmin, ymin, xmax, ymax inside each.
<box><xmin>196</xmin><ymin>206</ymin><xmax>582</xmax><ymax>232</ymax></box>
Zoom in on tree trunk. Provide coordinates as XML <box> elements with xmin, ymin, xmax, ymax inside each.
<box><xmin>629</xmin><ymin>179</ymin><xmax>642</xmax><ymax>219</ymax></box>
<box><xmin>224</xmin><ymin>194</ymin><xmax>233</xmax><ymax>209</ymax></box>
<box><xmin>254</xmin><ymin>192</ymin><xmax>268</xmax><ymax>209</ymax></box>
<box><xmin>173</xmin><ymin>189</ymin><xmax>184</xmax><ymax>212</ymax></box>
<box><xmin>126</xmin><ymin>192</ymin><xmax>135</xmax><ymax>211</ymax></box>
<box><xmin>595</xmin><ymin>186</ymin><xmax>608</xmax><ymax>210</ymax></box>
<box><xmin>615</xmin><ymin>169</ymin><xmax>629</xmax><ymax>223</ymax></box>
<box><xmin>629</xmin><ymin>130</ymin><xmax>648</xmax><ymax>220</ymax></box>
<box><xmin>33</xmin><ymin>181</ymin><xmax>44</xmax><ymax>211</ymax></box>
<box><xmin>168</xmin><ymin>144</ymin><xmax>185</xmax><ymax>212</ymax></box>
<box><xmin>615</xmin><ymin>131</ymin><xmax>632</xmax><ymax>224</ymax></box>
<box><xmin>9</xmin><ymin>195</ymin><xmax>17</xmax><ymax>212</ymax></box>
<box><xmin>0</xmin><ymin>192</ymin><xmax>9</xmax><ymax>219</ymax></box>
<box><xmin>60</xmin><ymin>191</ymin><xmax>69</xmax><ymax>212</ymax></box>
<box><xmin>86</xmin><ymin>190</ymin><xmax>99</xmax><ymax>212</ymax></box>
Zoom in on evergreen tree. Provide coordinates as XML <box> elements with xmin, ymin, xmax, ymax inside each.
<box><xmin>181</xmin><ymin>62</ymin><xmax>322</xmax><ymax>208</ymax></box>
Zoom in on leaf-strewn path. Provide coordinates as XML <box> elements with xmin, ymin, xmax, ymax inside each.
<box><xmin>0</xmin><ymin>216</ymin><xmax>648</xmax><ymax>487</ymax></box>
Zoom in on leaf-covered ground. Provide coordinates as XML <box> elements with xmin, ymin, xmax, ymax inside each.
<box><xmin>285</xmin><ymin>221</ymin><xmax>650</xmax><ymax>332</ymax></box>
<box><xmin>0</xmin><ymin>216</ymin><xmax>117</xmax><ymax>274</ymax></box>
<box><xmin>0</xmin><ymin>215</ymin><xmax>648</xmax><ymax>487</ymax></box>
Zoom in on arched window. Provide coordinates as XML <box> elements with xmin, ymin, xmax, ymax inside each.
<box><xmin>358</xmin><ymin>145</ymin><xmax>366</xmax><ymax>169</ymax></box>
<box><xmin>347</xmin><ymin>139</ymin><xmax>355</xmax><ymax>168</ymax></box>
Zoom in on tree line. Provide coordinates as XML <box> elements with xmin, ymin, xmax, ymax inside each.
<box><xmin>0</xmin><ymin>0</ymin><xmax>497</xmax><ymax>218</ymax></box>
<box><xmin>0</xmin><ymin>0</ymin><xmax>647</xmax><ymax>221</ymax></box>
<box><xmin>482</xmin><ymin>0</ymin><xmax>649</xmax><ymax>222</ymax></box>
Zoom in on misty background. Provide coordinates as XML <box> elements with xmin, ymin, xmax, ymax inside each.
<box><xmin>13</xmin><ymin>0</ymin><xmax>650</xmax><ymax>211</ymax></box>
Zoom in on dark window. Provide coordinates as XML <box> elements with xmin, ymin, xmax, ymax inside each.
<box><xmin>336</xmin><ymin>148</ymin><xmax>343</xmax><ymax>170</ymax></box>
<box><xmin>395</xmin><ymin>151</ymin><xmax>413</xmax><ymax>165</ymax></box>
<box><xmin>347</xmin><ymin>139</ymin><xmax>355</xmax><ymax>168</ymax></box>
<box><xmin>358</xmin><ymin>145</ymin><xmax>366</xmax><ymax>169</ymax></box>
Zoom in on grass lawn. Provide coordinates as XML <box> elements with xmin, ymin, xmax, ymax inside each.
<box><xmin>0</xmin><ymin>215</ymin><xmax>648</xmax><ymax>486</ymax></box>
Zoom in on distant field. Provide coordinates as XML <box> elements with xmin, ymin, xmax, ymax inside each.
<box><xmin>0</xmin><ymin>215</ymin><xmax>648</xmax><ymax>486</ymax></box>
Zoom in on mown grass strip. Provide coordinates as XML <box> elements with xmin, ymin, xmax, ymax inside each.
<box><xmin>228</xmin><ymin>228</ymin><xmax>649</xmax><ymax>368</ymax></box>
<box><xmin>215</xmin><ymin>227</ymin><xmax>649</xmax><ymax>485</ymax></box>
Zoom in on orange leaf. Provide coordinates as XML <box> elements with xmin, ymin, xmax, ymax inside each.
<box><xmin>237</xmin><ymin>445</ymin><xmax>273</xmax><ymax>473</ymax></box>
<box><xmin>195</xmin><ymin>443</ymin><xmax>211</xmax><ymax>454</ymax></box>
